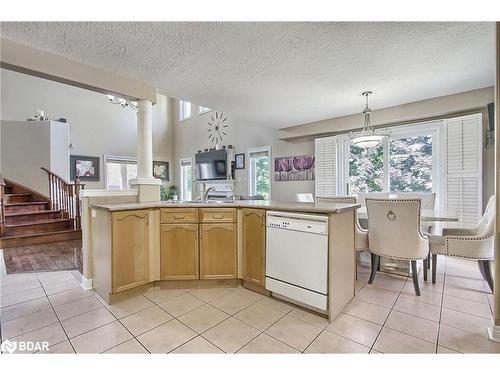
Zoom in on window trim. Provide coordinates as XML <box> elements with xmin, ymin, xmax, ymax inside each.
<box><xmin>103</xmin><ymin>154</ymin><xmax>138</xmax><ymax>190</ymax></box>
<box><xmin>247</xmin><ymin>145</ymin><xmax>272</xmax><ymax>199</ymax></box>
<box><xmin>198</xmin><ymin>106</ymin><xmax>212</xmax><ymax>115</ymax></box>
<box><xmin>179</xmin><ymin>100</ymin><xmax>192</xmax><ymax>122</ymax></box>
<box><xmin>179</xmin><ymin>157</ymin><xmax>193</xmax><ymax>201</ymax></box>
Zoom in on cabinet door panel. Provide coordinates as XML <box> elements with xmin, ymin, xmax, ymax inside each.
<box><xmin>200</xmin><ymin>223</ymin><xmax>237</xmax><ymax>279</ymax></box>
<box><xmin>112</xmin><ymin>210</ymin><xmax>149</xmax><ymax>293</ymax></box>
<box><xmin>160</xmin><ymin>224</ymin><xmax>199</xmax><ymax>280</ymax></box>
<box><xmin>242</xmin><ymin>209</ymin><xmax>266</xmax><ymax>285</ymax></box>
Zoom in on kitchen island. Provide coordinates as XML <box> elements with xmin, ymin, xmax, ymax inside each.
<box><xmin>89</xmin><ymin>200</ymin><xmax>360</xmax><ymax>321</ymax></box>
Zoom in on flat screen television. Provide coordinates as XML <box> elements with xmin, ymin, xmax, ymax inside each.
<box><xmin>195</xmin><ymin>149</ymin><xmax>227</xmax><ymax>181</ymax></box>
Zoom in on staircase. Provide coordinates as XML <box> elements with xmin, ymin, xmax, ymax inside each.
<box><xmin>0</xmin><ymin>171</ymin><xmax>83</xmax><ymax>248</ymax></box>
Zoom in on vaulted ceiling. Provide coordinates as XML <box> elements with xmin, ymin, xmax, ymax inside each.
<box><xmin>0</xmin><ymin>22</ymin><xmax>495</xmax><ymax>129</ymax></box>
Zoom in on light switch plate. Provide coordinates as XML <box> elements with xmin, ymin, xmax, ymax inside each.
<box><xmin>91</xmin><ymin>209</ymin><xmax>96</xmax><ymax>217</ymax></box>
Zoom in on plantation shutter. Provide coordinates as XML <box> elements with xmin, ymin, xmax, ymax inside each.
<box><xmin>315</xmin><ymin>136</ymin><xmax>338</xmax><ymax>198</ymax></box>
<box><xmin>444</xmin><ymin>114</ymin><xmax>482</xmax><ymax>228</ymax></box>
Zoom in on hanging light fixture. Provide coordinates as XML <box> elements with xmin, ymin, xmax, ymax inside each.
<box><xmin>348</xmin><ymin>91</ymin><xmax>390</xmax><ymax>148</ymax></box>
<box><xmin>107</xmin><ymin>95</ymin><xmax>137</xmax><ymax>110</ymax></box>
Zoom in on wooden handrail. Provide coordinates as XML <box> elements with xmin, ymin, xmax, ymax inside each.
<box><xmin>40</xmin><ymin>167</ymin><xmax>85</xmax><ymax>187</ymax></box>
<box><xmin>41</xmin><ymin>167</ymin><xmax>85</xmax><ymax>230</ymax></box>
<box><xmin>0</xmin><ymin>174</ymin><xmax>5</xmax><ymax>237</ymax></box>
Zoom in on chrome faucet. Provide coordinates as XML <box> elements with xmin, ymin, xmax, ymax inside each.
<box><xmin>203</xmin><ymin>185</ymin><xmax>216</xmax><ymax>202</ymax></box>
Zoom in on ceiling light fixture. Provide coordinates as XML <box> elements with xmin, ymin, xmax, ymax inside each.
<box><xmin>107</xmin><ymin>95</ymin><xmax>137</xmax><ymax>110</ymax></box>
<box><xmin>348</xmin><ymin>91</ymin><xmax>390</xmax><ymax>148</ymax></box>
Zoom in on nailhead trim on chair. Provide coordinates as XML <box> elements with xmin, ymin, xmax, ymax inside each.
<box><xmin>430</xmin><ymin>233</ymin><xmax>495</xmax><ymax>260</ymax></box>
<box><xmin>370</xmin><ymin>249</ymin><xmax>427</xmax><ymax>261</ymax></box>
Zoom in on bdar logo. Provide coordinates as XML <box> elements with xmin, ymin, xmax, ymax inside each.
<box><xmin>1</xmin><ymin>339</ymin><xmax>17</xmax><ymax>354</ymax></box>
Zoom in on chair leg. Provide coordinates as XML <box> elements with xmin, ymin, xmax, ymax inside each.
<box><xmin>478</xmin><ymin>260</ymin><xmax>487</xmax><ymax>280</ymax></box>
<box><xmin>369</xmin><ymin>253</ymin><xmax>380</xmax><ymax>284</ymax></box>
<box><xmin>411</xmin><ymin>260</ymin><xmax>420</xmax><ymax>296</ymax></box>
<box><xmin>431</xmin><ymin>254</ymin><xmax>437</xmax><ymax>284</ymax></box>
<box><xmin>427</xmin><ymin>253</ymin><xmax>431</xmax><ymax>269</ymax></box>
<box><xmin>480</xmin><ymin>260</ymin><xmax>494</xmax><ymax>293</ymax></box>
<box><xmin>423</xmin><ymin>258</ymin><xmax>428</xmax><ymax>282</ymax></box>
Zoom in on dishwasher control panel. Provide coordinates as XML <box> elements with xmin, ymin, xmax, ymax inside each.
<box><xmin>266</xmin><ymin>211</ymin><xmax>328</xmax><ymax>235</ymax></box>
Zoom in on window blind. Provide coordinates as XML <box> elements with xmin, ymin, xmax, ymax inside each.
<box><xmin>315</xmin><ymin>136</ymin><xmax>337</xmax><ymax>198</ymax></box>
<box><xmin>444</xmin><ymin>114</ymin><xmax>482</xmax><ymax>228</ymax></box>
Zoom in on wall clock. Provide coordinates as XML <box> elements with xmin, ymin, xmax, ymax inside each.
<box><xmin>207</xmin><ymin>112</ymin><xmax>228</xmax><ymax>145</ymax></box>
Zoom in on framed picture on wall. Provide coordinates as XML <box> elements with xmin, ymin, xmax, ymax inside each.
<box><xmin>235</xmin><ymin>153</ymin><xmax>245</xmax><ymax>169</ymax></box>
<box><xmin>153</xmin><ymin>161</ymin><xmax>169</xmax><ymax>181</ymax></box>
<box><xmin>70</xmin><ymin>155</ymin><xmax>100</xmax><ymax>181</ymax></box>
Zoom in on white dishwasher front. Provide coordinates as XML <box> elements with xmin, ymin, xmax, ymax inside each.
<box><xmin>265</xmin><ymin>211</ymin><xmax>329</xmax><ymax>311</ymax></box>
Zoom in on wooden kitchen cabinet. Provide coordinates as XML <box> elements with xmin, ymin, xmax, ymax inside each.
<box><xmin>200</xmin><ymin>223</ymin><xmax>237</xmax><ymax>279</ymax></box>
<box><xmin>242</xmin><ymin>208</ymin><xmax>266</xmax><ymax>285</ymax></box>
<box><xmin>111</xmin><ymin>210</ymin><xmax>149</xmax><ymax>293</ymax></box>
<box><xmin>160</xmin><ymin>224</ymin><xmax>199</xmax><ymax>280</ymax></box>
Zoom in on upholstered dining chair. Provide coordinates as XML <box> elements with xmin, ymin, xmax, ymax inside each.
<box><xmin>355</xmin><ymin>192</ymin><xmax>391</xmax><ymax>229</ymax></box>
<box><xmin>429</xmin><ymin>195</ymin><xmax>495</xmax><ymax>292</ymax></box>
<box><xmin>394</xmin><ymin>192</ymin><xmax>436</xmax><ymax>210</ymax></box>
<box><xmin>355</xmin><ymin>192</ymin><xmax>391</xmax><ymax>207</ymax></box>
<box><xmin>316</xmin><ymin>196</ymin><xmax>369</xmax><ymax>253</ymax></box>
<box><xmin>395</xmin><ymin>192</ymin><xmax>437</xmax><ymax>270</ymax></box>
<box><xmin>366</xmin><ymin>198</ymin><xmax>429</xmax><ymax>296</ymax></box>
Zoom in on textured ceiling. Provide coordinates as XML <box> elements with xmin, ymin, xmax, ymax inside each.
<box><xmin>0</xmin><ymin>22</ymin><xmax>495</xmax><ymax>129</ymax></box>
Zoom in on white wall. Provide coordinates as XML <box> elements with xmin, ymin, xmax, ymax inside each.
<box><xmin>172</xmin><ymin>104</ymin><xmax>314</xmax><ymax>202</ymax></box>
<box><xmin>1</xmin><ymin>121</ymin><xmax>52</xmax><ymax>194</ymax></box>
<box><xmin>49</xmin><ymin>121</ymin><xmax>71</xmax><ymax>182</ymax></box>
<box><xmin>0</xmin><ymin>68</ymin><xmax>174</xmax><ymax>190</ymax></box>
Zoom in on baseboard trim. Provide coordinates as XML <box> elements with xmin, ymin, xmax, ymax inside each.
<box><xmin>487</xmin><ymin>325</ymin><xmax>500</xmax><ymax>343</ymax></box>
<box><xmin>80</xmin><ymin>275</ymin><xmax>93</xmax><ymax>290</ymax></box>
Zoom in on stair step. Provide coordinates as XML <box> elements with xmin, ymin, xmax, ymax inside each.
<box><xmin>4</xmin><ymin>202</ymin><xmax>50</xmax><ymax>214</ymax></box>
<box><xmin>4</xmin><ymin>193</ymin><xmax>33</xmax><ymax>204</ymax></box>
<box><xmin>5</xmin><ymin>219</ymin><xmax>72</xmax><ymax>236</ymax></box>
<box><xmin>5</xmin><ymin>210</ymin><xmax>63</xmax><ymax>225</ymax></box>
<box><xmin>0</xmin><ymin>229</ymin><xmax>82</xmax><ymax>248</ymax></box>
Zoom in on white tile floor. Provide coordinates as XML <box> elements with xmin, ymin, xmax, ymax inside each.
<box><xmin>1</xmin><ymin>256</ymin><xmax>499</xmax><ymax>354</ymax></box>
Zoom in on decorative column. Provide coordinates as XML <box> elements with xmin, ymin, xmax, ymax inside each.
<box><xmin>129</xmin><ymin>99</ymin><xmax>161</xmax><ymax>202</ymax></box>
<box><xmin>488</xmin><ymin>21</ymin><xmax>500</xmax><ymax>343</ymax></box>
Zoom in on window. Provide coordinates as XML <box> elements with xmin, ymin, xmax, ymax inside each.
<box><xmin>105</xmin><ymin>156</ymin><xmax>137</xmax><ymax>189</ymax></box>
<box><xmin>180</xmin><ymin>158</ymin><xmax>193</xmax><ymax>201</ymax></box>
<box><xmin>346</xmin><ymin>123</ymin><xmax>438</xmax><ymax>194</ymax></box>
<box><xmin>389</xmin><ymin>135</ymin><xmax>433</xmax><ymax>193</ymax></box>
<box><xmin>248</xmin><ymin>146</ymin><xmax>271</xmax><ymax>199</ymax></box>
<box><xmin>349</xmin><ymin>143</ymin><xmax>384</xmax><ymax>193</ymax></box>
<box><xmin>199</xmin><ymin>106</ymin><xmax>211</xmax><ymax>115</ymax></box>
<box><xmin>179</xmin><ymin>100</ymin><xmax>192</xmax><ymax>121</ymax></box>
<box><xmin>316</xmin><ymin>114</ymin><xmax>482</xmax><ymax>227</ymax></box>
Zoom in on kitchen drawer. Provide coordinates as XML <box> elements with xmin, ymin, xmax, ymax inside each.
<box><xmin>160</xmin><ymin>208</ymin><xmax>198</xmax><ymax>223</ymax></box>
<box><xmin>200</xmin><ymin>208</ymin><xmax>236</xmax><ymax>223</ymax></box>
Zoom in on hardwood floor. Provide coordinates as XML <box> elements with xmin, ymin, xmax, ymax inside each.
<box><xmin>1</xmin><ymin>240</ymin><xmax>82</xmax><ymax>274</ymax></box>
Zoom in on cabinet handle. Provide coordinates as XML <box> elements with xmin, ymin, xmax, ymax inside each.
<box><xmin>212</xmin><ymin>215</ymin><xmax>224</xmax><ymax>219</ymax></box>
<box><xmin>173</xmin><ymin>215</ymin><xmax>185</xmax><ymax>219</ymax></box>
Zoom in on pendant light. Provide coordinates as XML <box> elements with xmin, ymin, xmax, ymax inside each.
<box><xmin>348</xmin><ymin>91</ymin><xmax>390</xmax><ymax>148</ymax></box>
